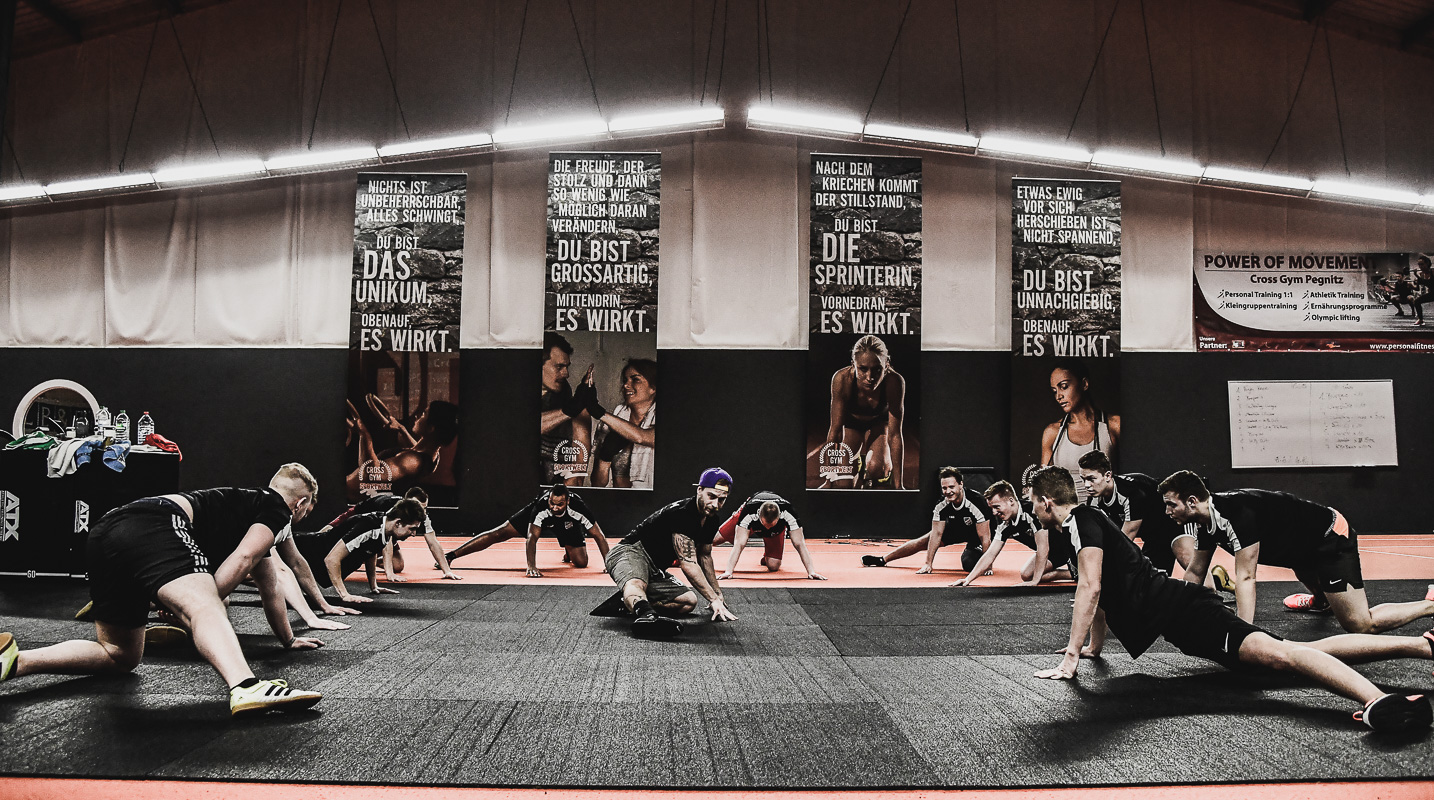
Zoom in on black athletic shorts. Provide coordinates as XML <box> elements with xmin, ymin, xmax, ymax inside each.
<box><xmin>960</xmin><ymin>545</ymin><xmax>983</xmax><ymax>572</ymax></box>
<box><xmin>1160</xmin><ymin>588</ymin><xmax>1277</xmax><ymax>671</ymax></box>
<box><xmin>1305</xmin><ymin>525</ymin><xmax>1363</xmax><ymax>593</ymax></box>
<box><xmin>86</xmin><ymin>498</ymin><xmax>210</xmax><ymax>627</ymax></box>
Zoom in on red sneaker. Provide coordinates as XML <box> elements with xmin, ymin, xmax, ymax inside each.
<box><xmin>1283</xmin><ymin>593</ymin><xmax>1331</xmax><ymax>613</ymax></box>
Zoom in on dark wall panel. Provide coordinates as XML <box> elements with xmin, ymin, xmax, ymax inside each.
<box><xmin>1</xmin><ymin>348</ymin><xmax>1425</xmax><ymax>536</ymax></box>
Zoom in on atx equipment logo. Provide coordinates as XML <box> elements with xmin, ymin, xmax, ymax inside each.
<box><xmin>74</xmin><ymin>500</ymin><xmax>90</xmax><ymax>535</ymax></box>
<box><xmin>1</xmin><ymin>491</ymin><xmax>18</xmax><ymax>542</ymax></box>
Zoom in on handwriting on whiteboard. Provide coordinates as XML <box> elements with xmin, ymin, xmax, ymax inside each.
<box><xmin>1228</xmin><ymin>380</ymin><xmax>1396</xmax><ymax>468</ymax></box>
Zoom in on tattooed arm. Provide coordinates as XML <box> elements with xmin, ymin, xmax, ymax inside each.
<box><xmin>674</xmin><ymin>533</ymin><xmax>737</xmax><ymax>622</ymax></box>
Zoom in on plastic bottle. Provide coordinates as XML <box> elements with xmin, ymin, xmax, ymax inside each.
<box><xmin>96</xmin><ymin>406</ymin><xmax>111</xmax><ymax>429</ymax></box>
<box><xmin>137</xmin><ymin>412</ymin><xmax>154</xmax><ymax>445</ymax></box>
<box><xmin>115</xmin><ymin>410</ymin><xmax>130</xmax><ymax>444</ymax></box>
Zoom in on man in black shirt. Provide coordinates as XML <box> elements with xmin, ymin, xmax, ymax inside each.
<box><xmin>1159</xmin><ymin>471</ymin><xmax>1434</xmax><ymax>634</ymax></box>
<box><xmin>443</xmin><ymin>486</ymin><xmax>603</xmax><ymax>569</ymax></box>
<box><xmin>862</xmin><ymin>466</ymin><xmax>992</xmax><ymax>574</ymax></box>
<box><xmin>713</xmin><ymin>491</ymin><xmax>825</xmax><ymax>580</ymax></box>
<box><xmin>330</xmin><ymin>487</ymin><xmax>459</xmax><ymax>580</ymax></box>
<box><xmin>295</xmin><ymin>499</ymin><xmax>426</xmax><ymax>606</ymax></box>
<box><xmin>598</xmin><ymin>468</ymin><xmax>736</xmax><ymax>638</ymax></box>
<box><xmin>523</xmin><ymin>483</ymin><xmax>609</xmax><ymax>577</ymax></box>
<box><xmin>1078</xmin><ymin>452</ymin><xmax>1192</xmax><ymax>578</ymax></box>
<box><xmin>953</xmin><ymin>480</ymin><xmax>1060</xmax><ymax>587</ymax></box>
<box><xmin>0</xmin><ymin>464</ymin><xmax>326</xmax><ymax>717</ymax></box>
<box><xmin>1030</xmin><ymin>466</ymin><xmax>1434</xmax><ymax>733</ymax></box>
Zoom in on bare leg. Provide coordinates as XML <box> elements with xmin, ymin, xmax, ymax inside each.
<box><xmin>1020</xmin><ymin>553</ymin><xmax>1039</xmax><ymax>582</ymax></box>
<box><xmin>1302</xmin><ymin>631</ymin><xmax>1434</xmax><ymax>664</ymax></box>
<box><xmin>654</xmin><ymin>590</ymin><xmax>698</xmax><ymax>615</ymax></box>
<box><xmin>1325</xmin><ymin>585</ymin><xmax>1434</xmax><ymax>634</ymax></box>
<box><xmin>566</xmin><ymin>545</ymin><xmax>590</xmax><ymax>569</ymax></box>
<box><xmin>15</xmin><ymin>621</ymin><xmax>144</xmax><ymax>677</ymax></box>
<box><xmin>881</xmin><ymin>533</ymin><xmax>934</xmax><ymax>564</ymax></box>
<box><xmin>620</xmin><ymin>578</ymin><xmax>649</xmax><ymax>613</ymax></box>
<box><xmin>156</xmin><ymin>573</ymin><xmax>255</xmax><ymax>687</ymax></box>
<box><xmin>1238</xmin><ymin>632</ymin><xmax>1382</xmax><ymax>704</ymax></box>
<box><xmin>389</xmin><ymin>548</ymin><xmax>405</xmax><ymax>574</ymax></box>
<box><xmin>446</xmin><ymin>522</ymin><xmax>520</xmax><ymax>563</ymax></box>
<box><xmin>762</xmin><ymin>557</ymin><xmax>782</xmax><ymax>572</ymax></box>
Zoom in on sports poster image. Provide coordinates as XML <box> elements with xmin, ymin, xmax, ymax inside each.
<box><xmin>543</xmin><ymin>152</ymin><xmax>660</xmax><ymax>489</ymax></box>
<box><xmin>1010</xmin><ymin>178</ymin><xmax>1121</xmax><ymax>501</ymax></box>
<box><xmin>346</xmin><ymin>173</ymin><xmax>465</xmax><ymax>507</ymax></box>
<box><xmin>1194</xmin><ymin>251</ymin><xmax>1434</xmax><ymax>352</ymax></box>
<box><xmin>805</xmin><ymin>153</ymin><xmax>922</xmax><ymax>491</ymax></box>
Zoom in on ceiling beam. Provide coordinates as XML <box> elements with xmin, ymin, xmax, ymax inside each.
<box><xmin>22</xmin><ymin>0</ymin><xmax>79</xmax><ymax>43</ymax></box>
<box><xmin>1303</xmin><ymin>0</ymin><xmax>1337</xmax><ymax>21</ymax></box>
<box><xmin>1403</xmin><ymin>10</ymin><xmax>1434</xmax><ymax>48</ymax></box>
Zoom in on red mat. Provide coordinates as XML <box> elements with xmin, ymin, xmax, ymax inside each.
<box><xmin>376</xmin><ymin>534</ymin><xmax>1434</xmax><ymax>589</ymax></box>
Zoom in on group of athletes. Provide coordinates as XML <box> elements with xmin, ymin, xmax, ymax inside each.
<box><xmin>2</xmin><ymin>454</ymin><xmax>1432</xmax><ymax>734</ymax></box>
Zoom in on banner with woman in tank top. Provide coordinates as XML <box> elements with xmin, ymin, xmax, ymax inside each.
<box><xmin>805</xmin><ymin>153</ymin><xmax>922</xmax><ymax>491</ymax></box>
<box><xmin>345</xmin><ymin>173</ymin><xmax>465</xmax><ymax>508</ymax></box>
<box><xmin>1009</xmin><ymin>178</ymin><xmax>1121</xmax><ymax>501</ymax></box>
<box><xmin>543</xmin><ymin>153</ymin><xmax>660</xmax><ymax>489</ymax></box>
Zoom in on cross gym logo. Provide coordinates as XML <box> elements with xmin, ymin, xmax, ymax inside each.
<box><xmin>817</xmin><ymin>442</ymin><xmax>858</xmax><ymax>482</ymax></box>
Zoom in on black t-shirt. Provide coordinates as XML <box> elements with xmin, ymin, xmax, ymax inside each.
<box><xmin>508</xmin><ymin>490</ymin><xmax>595</xmax><ymax>532</ymax></box>
<box><xmin>530</xmin><ymin>504</ymin><xmax>596</xmax><ymax>537</ymax></box>
<box><xmin>351</xmin><ymin>493</ymin><xmax>435</xmax><ymax>536</ymax></box>
<box><xmin>993</xmin><ymin>507</ymin><xmax>1039</xmax><ymax>550</ymax></box>
<box><xmin>1087</xmin><ymin>473</ymin><xmax>1161</xmax><ymax>528</ymax></box>
<box><xmin>178</xmin><ymin>487</ymin><xmax>292</xmax><ymax>568</ymax></box>
<box><xmin>1054</xmin><ymin>505</ymin><xmax>1192</xmax><ymax>657</ymax></box>
<box><xmin>933</xmin><ymin>493</ymin><xmax>991</xmax><ymax>546</ymax></box>
<box><xmin>298</xmin><ymin>512</ymin><xmax>387</xmax><ymax>581</ymax></box>
<box><xmin>733</xmin><ymin>491</ymin><xmax>800</xmax><ymax>539</ymax></box>
<box><xmin>621</xmin><ymin>496</ymin><xmax>723</xmax><ymax>566</ymax></box>
<box><xmin>1187</xmin><ymin>489</ymin><xmax>1338</xmax><ymax>568</ymax></box>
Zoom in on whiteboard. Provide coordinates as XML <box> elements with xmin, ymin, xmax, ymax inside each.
<box><xmin>1227</xmin><ymin>380</ymin><xmax>1397</xmax><ymax>468</ymax></box>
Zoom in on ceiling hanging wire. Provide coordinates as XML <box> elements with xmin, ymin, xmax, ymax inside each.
<box><xmin>862</xmin><ymin>0</ymin><xmax>914</xmax><ymax>126</ymax></box>
<box><xmin>1262</xmin><ymin>19</ymin><xmax>1322</xmax><ymax>170</ymax></box>
<box><xmin>362</xmin><ymin>0</ymin><xmax>410</xmax><ymax>140</ymax></box>
<box><xmin>1323</xmin><ymin>25</ymin><xmax>1351</xmax><ymax>177</ymax></box>
<box><xmin>699</xmin><ymin>0</ymin><xmax>721</xmax><ymax>104</ymax></box>
<box><xmin>166</xmin><ymin>14</ymin><xmax>222</xmax><ymax>158</ymax></box>
<box><xmin>761</xmin><ymin>0</ymin><xmax>775</xmax><ymax>102</ymax></box>
<box><xmin>307</xmin><ymin>0</ymin><xmax>348</xmax><ymax>149</ymax></box>
<box><xmin>1065</xmin><ymin>0</ymin><xmax>1121</xmax><ymax>142</ymax></box>
<box><xmin>713</xmin><ymin>0</ymin><xmax>731</xmax><ymax>104</ymax></box>
<box><xmin>118</xmin><ymin>13</ymin><xmax>163</xmax><ymax>171</ymax></box>
<box><xmin>503</xmin><ymin>0</ymin><xmax>532</xmax><ymax>126</ymax></box>
<box><xmin>1136</xmin><ymin>0</ymin><xmax>1165</xmax><ymax>155</ymax></box>
<box><xmin>952</xmin><ymin>0</ymin><xmax>970</xmax><ymax>132</ymax></box>
<box><xmin>565</xmin><ymin>0</ymin><xmax>604</xmax><ymax>116</ymax></box>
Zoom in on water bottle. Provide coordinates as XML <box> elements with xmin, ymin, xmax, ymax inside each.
<box><xmin>96</xmin><ymin>406</ymin><xmax>111</xmax><ymax>429</ymax></box>
<box><xmin>137</xmin><ymin>412</ymin><xmax>154</xmax><ymax>445</ymax></box>
<box><xmin>115</xmin><ymin>410</ymin><xmax>130</xmax><ymax>444</ymax></box>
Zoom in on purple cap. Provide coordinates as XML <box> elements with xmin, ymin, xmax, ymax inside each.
<box><xmin>696</xmin><ymin>467</ymin><xmax>733</xmax><ymax>489</ymax></box>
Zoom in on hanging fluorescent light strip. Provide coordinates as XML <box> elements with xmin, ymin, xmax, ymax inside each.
<box><xmin>979</xmin><ymin>136</ymin><xmax>1091</xmax><ymax>165</ymax></box>
<box><xmin>1199</xmin><ymin>166</ymin><xmax>1311</xmax><ymax>194</ymax></box>
<box><xmin>46</xmin><ymin>172</ymin><xmax>155</xmax><ymax>196</ymax></box>
<box><xmin>265</xmin><ymin>146</ymin><xmax>379</xmax><ymax>172</ymax></box>
<box><xmin>1090</xmin><ymin>150</ymin><xmax>1203</xmax><ymax>179</ymax></box>
<box><xmin>746</xmin><ymin>106</ymin><xmax>863</xmax><ymax>138</ymax></box>
<box><xmin>862</xmin><ymin>123</ymin><xmax>978</xmax><ymax>151</ymax></box>
<box><xmin>0</xmin><ymin>183</ymin><xmax>46</xmax><ymax>201</ymax></box>
<box><xmin>378</xmin><ymin>133</ymin><xmax>494</xmax><ymax>159</ymax></box>
<box><xmin>609</xmin><ymin>107</ymin><xmax>725</xmax><ymax>133</ymax></box>
<box><xmin>153</xmin><ymin>159</ymin><xmax>267</xmax><ymax>184</ymax></box>
<box><xmin>493</xmin><ymin>118</ymin><xmax>609</xmax><ymax>145</ymax></box>
<box><xmin>1311</xmin><ymin>179</ymin><xmax>1422</xmax><ymax>206</ymax></box>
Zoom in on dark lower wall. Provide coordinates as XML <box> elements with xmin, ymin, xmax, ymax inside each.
<box><xmin>0</xmin><ymin>348</ymin><xmax>1425</xmax><ymax>535</ymax></box>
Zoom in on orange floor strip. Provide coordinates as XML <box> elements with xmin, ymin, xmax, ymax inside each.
<box><xmin>383</xmin><ymin>535</ymin><xmax>1434</xmax><ymax>589</ymax></box>
<box><xmin>7</xmin><ymin>777</ymin><xmax>1434</xmax><ymax>800</ymax></box>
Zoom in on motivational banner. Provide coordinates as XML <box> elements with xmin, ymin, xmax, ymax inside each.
<box><xmin>543</xmin><ymin>152</ymin><xmax>660</xmax><ymax>489</ymax></box>
<box><xmin>805</xmin><ymin>153</ymin><xmax>922</xmax><ymax>491</ymax></box>
<box><xmin>345</xmin><ymin>173</ymin><xmax>465</xmax><ymax>507</ymax></box>
<box><xmin>1010</xmin><ymin>178</ymin><xmax>1122</xmax><ymax>501</ymax></box>
<box><xmin>1194</xmin><ymin>251</ymin><xmax>1434</xmax><ymax>352</ymax></box>
<box><xmin>1011</xmin><ymin>178</ymin><xmax>1122</xmax><ymax>357</ymax></box>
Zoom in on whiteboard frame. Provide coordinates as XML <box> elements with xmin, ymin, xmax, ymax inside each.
<box><xmin>1227</xmin><ymin>379</ymin><xmax>1397</xmax><ymax>470</ymax></box>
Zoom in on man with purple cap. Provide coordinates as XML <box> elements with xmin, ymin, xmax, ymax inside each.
<box><xmin>594</xmin><ymin>467</ymin><xmax>738</xmax><ymax>638</ymax></box>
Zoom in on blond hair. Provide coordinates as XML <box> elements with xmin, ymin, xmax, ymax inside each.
<box><xmin>851</xmin><ymin>334</ymin><xmax>890</xmax><ymax>366</ymax></box>
<box><xmin>271</xmin><ymin>462</ymin><xmax>318</xmax><ymax>506</ymax></box>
